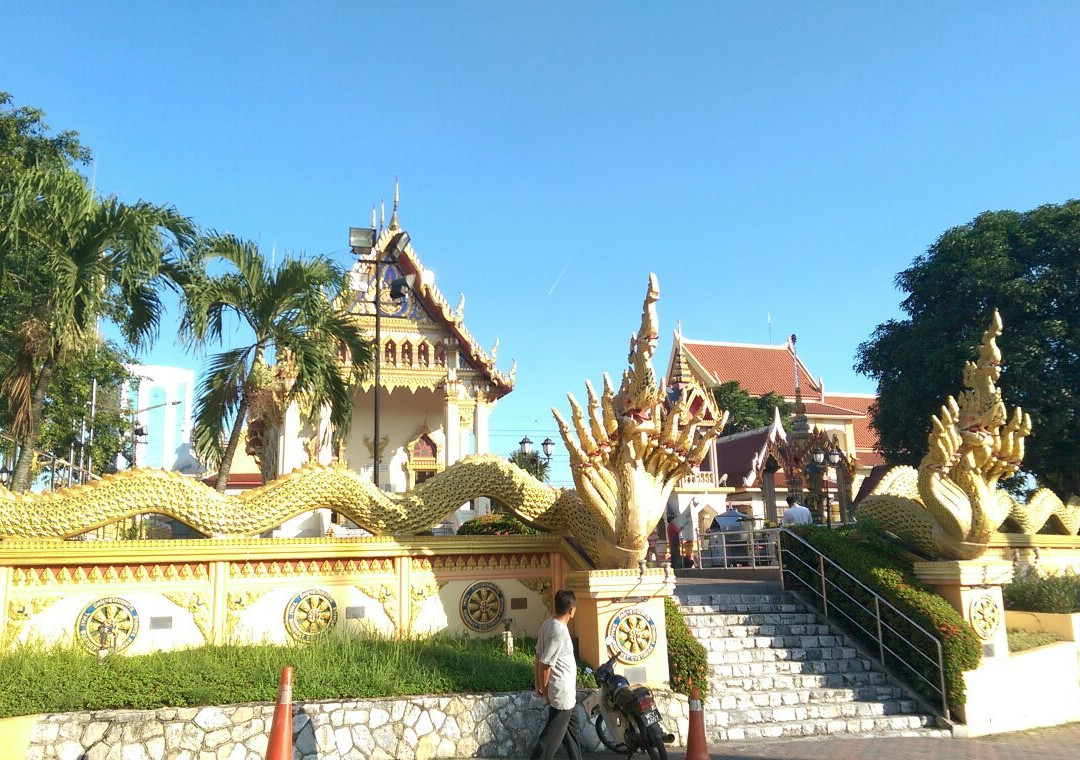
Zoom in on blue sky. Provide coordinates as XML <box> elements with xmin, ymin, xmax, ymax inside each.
<box><xmin>4</xmin><ymin>3</ymin><xmax>1079</xmax><ymax>486</ymax></box>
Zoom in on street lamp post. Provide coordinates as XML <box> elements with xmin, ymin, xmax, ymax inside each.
<box><xmin>517</xmin><ymin>436</ymin><xmax>555</xmax><ymax>479</ymax></box>
<box><xmin>127</xmin><ymin>400</ymin><xmax>181</xmax><ymax>470</ymax></box>
<box><xmin>350</xmin><ymin>225</ymin><xmax>411</xmax><ymax>489</ymax></box>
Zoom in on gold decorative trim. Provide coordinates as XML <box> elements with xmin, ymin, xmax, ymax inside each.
<box><xmin>229</xmin><ymin>558</ymin><xmax>394</xmax><ymax>578</ymax></box>
<box><xmin>411</xmin><ymin>553</ymin><xmax>551</xmax><ymax>573</ymax></box>
<box><xmin>0</xmin><ymin>536</ymin><xmax>589</xmax><ymax>573</ymax></box>
<box><xmin>11</xmin><ymin>563</ymin><xmax>209</xmax><ymax>587</ymax></box>
<box><xmin>163</xmin><ymin>592</ymin><xmax>212</xmax><ymax>644</ymax></box>
<box><xmin>409</xmin><ymin>576</ymin><xmax>440</xmax><ymax>627</ymax></box>
<box><xmin>5</xmin><ymin>596</ymin><xmax>61</xmax><ymax>646</ymax></box>
<box><xmin>518</xmin><ymin>577</ymin><xmax>553</xmax><ymax>613</ymax></box>
<box><xmin>225</xmin><ymin>590</ymin><xmax>269</xmax><ymax>642</ymax></box>
<box><xmin>355</xmin><ymin>582</ymin><xmax>399</xmax><ymax>632</ymax></box>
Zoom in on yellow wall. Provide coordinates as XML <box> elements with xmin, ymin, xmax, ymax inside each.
<box><xmin>1</xmin><ymin>535</ymin><xmax>585</xmax><ymax>653</ymax></box>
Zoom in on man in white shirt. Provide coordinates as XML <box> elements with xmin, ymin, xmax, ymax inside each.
<box><xmin>782</xmin><ymin>495</ymin><xmax>813</xmax><ymax>526</ymax></box>
<box><xmin>531</xmin><ymin>589</ymin><xmax>583</xmax><ymax>760</ymax></box>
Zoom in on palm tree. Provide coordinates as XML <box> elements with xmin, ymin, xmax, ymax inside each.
<box><xmin>0</xmin><ymin>166</ymin><xmax>193</xmax><ymax>491</ymax></box>
<box><xmin>182</xmin><ymin>234</ymin><xmax>373</xmax><ymax>492</ymax></box>
<box><xmin>509</xmin><ymin>449</ymin><xmax>550</xmax><ymax>482</ymax></box>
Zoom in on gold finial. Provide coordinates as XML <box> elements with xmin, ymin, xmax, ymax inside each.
<box><xmin>380</xmin><ymin>200</ymin><xmax>386</xmax><ymax>231</ymax></box>
<box><xmin>389</xmin><ymin>178</ymin><xmax>400</xmax><ymax>230</ymax></box>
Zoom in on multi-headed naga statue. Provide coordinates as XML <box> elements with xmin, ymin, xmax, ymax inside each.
<box><xmin>857</xmin><ymin>311</ymin><xmax>1080</xmax><ymax>560</ymax></box>
<box><xmin>0</xmin><ymin>275</ymin><xmax>721</xmax><ymax>569</ymax></box>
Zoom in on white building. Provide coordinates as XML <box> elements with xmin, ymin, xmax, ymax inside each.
<box><xmin>123</xmin><ymin>365</ymin><xmax>202</xmax><ymax>475</ymax></box>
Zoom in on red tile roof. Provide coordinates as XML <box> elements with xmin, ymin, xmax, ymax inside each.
<box><xmin>681</xmin><ymin>341</ymin><xmax>819</xmax><ymax>397</ymax></box>
<box><xmin>801</xmin><ymin>401</ymin><xmax>863</xmax><ymax>417</ymax></box>
<box><xmin>713</xmin><ymin>428</ymin><xmax>771</xmax><ymax>487</ymax></box>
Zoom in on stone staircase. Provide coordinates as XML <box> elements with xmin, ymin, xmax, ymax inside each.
<box><xmin>679</xmin><ymin>591</ymin><xmax>951</xmax><ymax>741</ymax></box>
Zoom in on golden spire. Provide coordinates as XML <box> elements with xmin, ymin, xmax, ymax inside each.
<box><xmin>389</xmin><ymin>178</ymin><xmax>400</xmax><ymax>230</ymax></box>
<box><xmin>380</xmin><ymin>200</ymin><xmax>386</xmax><ymax>231</ymax></box>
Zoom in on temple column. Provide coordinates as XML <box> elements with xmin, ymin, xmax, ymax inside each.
<box><xmin>278</xmin><ymin>400</ymin><xmax>304</xmax><ymax>473</ymax></box>
<box><xmin>474</xmin><ymin>400</ymin><xmax>491</xmax><ymax>454</ymax></box>
<box><xmin>317</xmin><ymin>404</ymin><xmax>333</xmax><ymax>465</ymax></box>
<box><xmin>444</xmin><ymin>393</ymin><xmax>461</xmax><ymax>467</ymax></box>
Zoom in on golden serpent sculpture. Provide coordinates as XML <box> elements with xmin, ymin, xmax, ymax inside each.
<box><xmin>856</xmin><ymin>311</ymin><xmax>1080</xmax><ymax>560</ymax></box>
<box><xmin>0</xmin><ymin>275</ymin><xmax>718</xmax><ymax>569</ymax></box>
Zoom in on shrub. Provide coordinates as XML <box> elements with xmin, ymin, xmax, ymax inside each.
<box><xmin>1002</xmin><ymin>567</ymin><xmax>1080</xmax><ymax>614</ymax></box>
<box><xmin>0</xmin><ymin>634</ymin><xmax>538</xmax><ymax>718</ymax></box>
<box><xmin>457</xmin><ymin>512</ymin><xmax>544</xmax><ymax>536</ymax></box>
<box><xmin>665</xmin><ymin>597</ymin><xmax>709</xmax><ymax>697</ymax></box>
<box><xmin>782</xmin><ymin>526</ymin><xmax>981</xmax><ymax>716</ymax></box>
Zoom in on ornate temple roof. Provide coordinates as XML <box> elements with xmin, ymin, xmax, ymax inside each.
<box><xmin>342</xmin><ymin>199</ymin><xmax>514</xmax><ymax>399</ymax></box>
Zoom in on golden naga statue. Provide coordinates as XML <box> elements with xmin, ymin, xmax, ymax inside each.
<box><xmin>857</xmin><ymin>311</ymin><xmax>1080</xmax><ymax>560</ymax></box>
<box><xmin>0</xmin><ymin>275</ymin><xmax>718</xmax><ymax>569</ymax></box>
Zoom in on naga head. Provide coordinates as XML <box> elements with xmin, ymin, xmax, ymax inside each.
<box><xmin>552</xmin><ymin>275</ymin><xmax>723</xmax><ymax>567</ymax></box>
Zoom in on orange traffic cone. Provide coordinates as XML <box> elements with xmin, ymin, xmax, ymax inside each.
<box><xmin>265</xmin><ymin>665</ymin><xmax>294</xmax><ymax>760</ymax></box>
<box><xmin>684</xmin><ymin>683</ymin><xmax>712</xmax><ymax>760</ymax></box>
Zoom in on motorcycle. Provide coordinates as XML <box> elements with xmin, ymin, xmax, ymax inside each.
<box><xmin>582</xmin><ymin>642</ymin><xmax>675</xmax><ymax>760</ymax></box>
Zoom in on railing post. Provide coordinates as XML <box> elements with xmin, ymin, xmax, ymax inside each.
<box><xmin>749</xmin><ymin>531</ymin><xmax>758</xmax><ymax>569</ymax></box>
<box><xmin>818</xmin><ymin>554</ymin><xmax>828</xmax><ymax>616</ymax></box>
<box><xmin>776</xmin><ymin>531</ymin><xmax>786</xmax><ymax>588</ymax></box>
<box><xmin>937</xmin><ymin>641</ymin><xmax>950</xmax><ymax>722</ymax></box>
<box><xmin>720</xmin><ymin>532</ymin><xmax>728</xmax><ymax>569</ymax></box>
<box><xmin>874</xmin><ymin>596</ymin><xmax>885</xmax><ymax>666</ymax></box>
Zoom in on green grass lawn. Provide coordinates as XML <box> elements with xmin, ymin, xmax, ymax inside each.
<box><xmin>1007</xmin><ymin>628</ymin><xmax>1063</xmax><ymax>653</ymax></box>
<box><xmin>0</xmin><ymin>635</ymin><xmax>545</xmax><ymax>718</ymax></box>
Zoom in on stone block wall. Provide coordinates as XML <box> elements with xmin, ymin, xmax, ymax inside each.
<box><xmin>24</xmin><ymin>690</ymin><xmax>689</xmax><ymax>759</ymax></box>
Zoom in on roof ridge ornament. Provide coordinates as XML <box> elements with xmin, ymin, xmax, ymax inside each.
<box><xmin>389</xmin><ymin>178</ymin><xmax>400</xmax><ymax>231</ymax></box>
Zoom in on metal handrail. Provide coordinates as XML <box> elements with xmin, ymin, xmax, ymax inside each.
<box><xmin>777</xmin><ymin>528</ymin><xmax>951</xmax><ymax>721</ymax></box>
<box><xmin>655</xmin><ymin>528</ymin><xmax>782</xmax><ymax>569</ymax></box>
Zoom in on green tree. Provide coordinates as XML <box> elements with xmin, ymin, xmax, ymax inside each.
<box><xmin>855</xmin><ymin>201</ymin><xmax>1080</xmax><ymax>498</ymax></box>
<box><xmin>508</xmin><ymin>449</ymin><xmax>550</xmax><ymax>482</ymax></box>
<box><xmin>712</xmin><ymin>380</ymin><xmax>791</xmax><ymax>434</ymax></box>
<box><xmin>1</xmin><ymin>159</ymin><xmax>193</xmax><ymax>490</ymax></box>
<box><xmin>182</xmin><ymin>235</ymin><xmax>374</xmax><ymax>491</ymax></box>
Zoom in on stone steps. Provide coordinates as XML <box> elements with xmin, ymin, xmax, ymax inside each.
<box><xmin>689</xmin><ymin>623</ymin><xmax>835</xmax><ymax>638</ymax></box>
<box><xmin>675</xmin><ymin>590</ymin><xmax>947</xmax><ymax>741</ymax></box>
<box><xmin>711</xmin><ymin>714</ymin><xmax>944</xmax><ymax>742</ymax></box>
<box><xmin>715</xmin><ymin>669</ymin><xmax>890</xmax><ymax>691</ymax></box>
<box><xmin>709</xmin><ymin>684</ymin><xmax>904</xmax><ymax>709</ymax></box>
<box><xmin>698</xmin><ymin>633</ymin><xmax>848</xmax><ymax>650</ymax></box>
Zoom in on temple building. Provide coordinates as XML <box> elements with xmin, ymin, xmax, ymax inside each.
<box><xmin>270</xmin><ymin>194</ymin><xmax>514</xmax><ymax>535</ymax></box>
<box><xmin>664</xmin><ymin>331</ymin><xmax>880</xmax><ymax>538</ymax></box>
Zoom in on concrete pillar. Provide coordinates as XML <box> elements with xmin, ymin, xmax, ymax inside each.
<box><xmin>444</xmin><ymin>397</ymin><xmax>460</xmax><ymax>466</ymax></box>
<box><xmin>474</xmin><ymin>400</ymin><xmax>491</xmax><ymax>454</ymax></box>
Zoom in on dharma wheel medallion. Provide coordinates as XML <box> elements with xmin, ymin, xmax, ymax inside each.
<box><xmin>460</xmin><ymin>581</ymin><xmax>505</xmax><ymax>632</ymax></box>
<box><xmin>607</xmin><ymin>607</ymin><xmax>657</xmax><ymax>663</ymax></box>
<box><xmin>284</xmin><ymin>589</ymin><xmax>338</xmax><ymax>642</ymax></box>
<box><xmin>76</xmin><ymin>597</ymin><xmax>140</xmax><ymax>654</ymax></box>
<box><xmin>968</xmin><ymin>593</ymin><xmax>1001</xmax><ymax>641</ymax></box>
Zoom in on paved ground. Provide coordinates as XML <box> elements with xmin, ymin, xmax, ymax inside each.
<box><xmin>492</xmin><ymin>721</ymin><xmax>1080</xmax><ymax>759</ymax></box>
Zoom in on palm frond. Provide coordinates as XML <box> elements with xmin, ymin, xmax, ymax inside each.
<box><xmin>192</xmin><ymin>346</ymin><xmax>254</xmax><ymax>467</ymax></box>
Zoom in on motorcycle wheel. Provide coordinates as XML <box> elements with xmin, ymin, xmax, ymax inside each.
<box><xmin>594</xmin><ymin>713</ymin><xmax>632</xmax><ymax>754</ymax></box>
<box><xmin>643</xmin><ymin>738</ymin><xmax>669</xmax><ymax>760</ymax></box>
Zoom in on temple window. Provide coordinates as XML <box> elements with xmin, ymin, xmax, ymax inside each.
<box><xmin>384</xmin><ymin>340</ymin><xmax>396</xmax><ymax>366</ymax></box>
<box><xmin>402</xmin><ymin>341</ymin><xmax>413</xmax><ymax>367</ymax></box>
<box><xmin>434</xmin><ymin>343</ymin><xmax>446</xmax><ymax>368</ymax></box>
<box><xmin>418</xmin><ymin>342</ymin><xmax>430</xmax><ymax>367</ymax></box>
